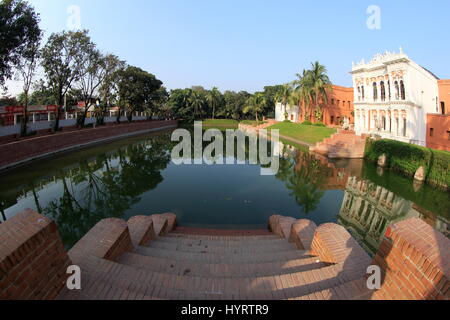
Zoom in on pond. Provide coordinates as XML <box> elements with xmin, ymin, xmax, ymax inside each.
<box><xmin>0</xmin><ymin>127</ymin><xmax>448</xmax><ymax>255</ymax></box>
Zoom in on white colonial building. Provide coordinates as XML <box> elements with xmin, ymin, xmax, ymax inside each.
<box><xmin>274</xmin><ymin>102</ymin><xmax>299</xmax><ymax>122</ymax></box>
<box><xmin>351</xmin><ymin>49</ymin><xmax>440</xmax><ymax>146</ymax></box>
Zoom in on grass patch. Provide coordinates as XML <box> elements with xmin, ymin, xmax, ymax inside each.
<box><xmin>240</xmin><ymin>120</ymin><xmax>267</xmax><ymax>127</ymax></box>
<box><xmin>201</xmin><ymin>119</ymin><xmax>239</xmax><ymax>126</ymax></box>
<box><xmin>267</xmin><ymin>122</ymin><xmax>336</xmax><ymax>144</ymax></box>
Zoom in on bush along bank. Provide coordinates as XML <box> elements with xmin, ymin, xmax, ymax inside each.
<box><xmin>365</xmin><ymin>139</ymin><xmax>450</xmax><ymax>190</ymax></box>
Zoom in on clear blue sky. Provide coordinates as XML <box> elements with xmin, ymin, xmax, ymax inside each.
<box><xmin>18</xmin><ymin>0</ymin><xmax>450</xmax><ymax>93</ymax></box>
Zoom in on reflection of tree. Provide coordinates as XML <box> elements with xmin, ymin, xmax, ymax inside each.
<box><xmin>40</xmin><ymin>134</ymin><xmax>173</xmax><ymax>248</ymax></box>
<box><xmin>275</xmin><ymin>148</ymin><xmax>327</xmax><ymax>214</ymax></box>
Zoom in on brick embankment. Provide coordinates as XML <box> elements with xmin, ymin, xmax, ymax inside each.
<box><xmin>0</xmin><ymin>120</ymin><xmax>178</xmax><ymax>172</ymax></box>
<box><xmin>0</xmin><ymin>209</ymin><xmax>72</xmax><ymax>299</ymax></box>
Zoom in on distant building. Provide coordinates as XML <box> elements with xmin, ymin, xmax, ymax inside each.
<box><xmin>351</xmin><ymin>49</ymin><xmax>446</xmax><ymax>148</ymax></box>
<box><xmin>274</xmin><ymin>84</ymin><xmax>354</xmax><ymax>127</ymax></box>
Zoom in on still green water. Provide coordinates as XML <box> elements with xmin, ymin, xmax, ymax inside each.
<box><xmin>0</xmin><ymin>128</ymin><xmax>448</xmax><ymax>255</ymax></box>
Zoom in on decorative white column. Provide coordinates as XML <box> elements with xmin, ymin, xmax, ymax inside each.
<box><xmin>32</xmin><ymin>113</ymin><xmax>36</xmax><ymax>123</ymax></box>
<box><xmin>13</xmin><ymin>115</ymin><xmax>17</xmax><ymax>125</ymax></box>
<box><xmin>47</xmin><ymin>112</ymin><xmax>51</xmax><ymax>121</ymax></box>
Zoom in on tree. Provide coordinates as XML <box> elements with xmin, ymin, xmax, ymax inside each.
<box><xmin>0</xmin><ymin>0</ymin><xmax>41</xmax><ymax>87</ymax></box>
<box><xmin>15</xmin><ymin>21</ymin><xmax>42</xmax><ymax>136</ymax></box>
<box><xmin>0</xmin><ymin>94</ymin><xmax>17</xmax><ymax>106</ymax></box>
<box><xmin>275</xmin><ymin>84</ymin><xmax>293</xmax><ymax>120</ymax></box>
<box><xmin>243</xmin><ymin>92</ymin><xmax>266</xmax><ymax>122</ymax></box>
<box><xmin>117</xmin><ymin>66</ymin><xmax>163</xmax><ymax>122</ymax></box>
<box><xmin>98</xmin><ymin>55</ymin><xmax>125</xmax><ymax>121</ymax></box>
<box><xmin>77</xmin><ymin>50</ymin><xmax>124</xmax><ymax>127</ymax></box>
<box><xmin>308</xmin><ymin>61</ymin><xmax>332</xmax><ymax>122</ymax></box>
<box><xmin>206</xmin><ymin>87</ymin><xmax>223</xmax><ymax>119</ymax></box>
<box><xmin>41</xmin><ymin>30</ymin><xmax>93</xmax><ymax>131</ymax></box>
<box><xmin>293</xmin><ymin>69</ymin><xmax>313</xmax><ymax>121</ymax></box>
<box><xmin>188</xmin><ymin>90</ymin><xmax>205</xmax><ymax>120</ymax></box>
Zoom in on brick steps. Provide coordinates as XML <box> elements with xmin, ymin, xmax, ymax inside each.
<box><xmin>134</xmin><ymin>245</ymin><xmax>311</xmax><ymax>264</ymax></box>
<box><xmin>156</xmin><ymin>235</ymin><xmax>287</xmax><ymax>247</ymax></box>
<box><xmin>143</xmin><ymin>237</ymin><xmax>296</xmax><ymax>254</ymax></box>
<box><xmin>310</xmin><ymin>131</ymin><xmax>366</xmax><ymax>159</ymax></box>
<box><xmin>116</xmin><ymin>251</ymin><xmax>328</xmax><ymax>278</ymax></box>
<box><xmin>165</xmin><ymin>233</ymin><xmax>281</xmax><ymax>241</ymax></box>
<box><xmin>59</xmin><ymin>255</ymin><xmax>368</xmax><ymax>300</ymax></box>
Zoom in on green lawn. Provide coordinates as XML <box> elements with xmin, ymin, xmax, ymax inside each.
<box><xmin>201</xmin><ymin>119</ymin><xmax>239</xmax><ymax>127</ymax></box>
<box><xmin>268</xmin><ymin>122</ymin><xmax>337</xmax><ymax>144</ymax></box>
<box><xmin>240</xmin><ymin>120</ymin><xmax>267</xmax><ymax>127</ymax></box>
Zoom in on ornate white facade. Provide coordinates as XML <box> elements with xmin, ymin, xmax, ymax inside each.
<box><xmin>351</xmin><ymin>49</ymin><xmax>440</xmax><ymax>146</ymax></box>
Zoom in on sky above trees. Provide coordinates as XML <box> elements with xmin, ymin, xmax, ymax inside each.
<box><xmin>5</xmin><ymin>0</ymin><xmax>450</xmax><ymax>95</ymax></box>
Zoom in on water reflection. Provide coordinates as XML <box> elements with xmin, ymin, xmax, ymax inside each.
<box><xmin>338</xmin><ymin>176</ymin><xmax>448</xmax><ymax>256</ymax></box>
<box><xmin>0</xmin><ymin>130</ymin><xmax>448</xmax><ymax>254</ymax></box>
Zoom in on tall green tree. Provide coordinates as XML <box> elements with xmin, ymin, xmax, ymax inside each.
<box><xmin>275</xmin><ymin>84</ymin><xmax>293</xmax><ymax>120</ymax></box>
<box><xmin>188</xmin><ymin>90</ymin><xmax>205</xmax><ymax>120</ymax></box>
<box><xmin>308</xmin><ymin>61</ymin><xmax>332</xmax><ymax>122</ymax></box>
<box><xmin>243</xmin><ymin>92</ymin><xmax>266</xmax><ymax>122</ymax></box>
<box><xmin>0</xmin><ymin>0</ymin><xmax>41</xmax><ymax>87</ymax></box>
<box><xmin>116</xmin><ymin>66</ymin><xmax>163</xmax><ymax>122</ymax></box>
<box><xmin>41</xmin><ymin>30</ymin><xmax>93</xmax><ymax>130</ymax></box>
<box><xmin>206</xmin><ymin>87</ymin><xmax>223</xmax><ymax>119</ymax></box>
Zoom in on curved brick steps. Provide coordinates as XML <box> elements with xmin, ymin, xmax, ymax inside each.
<box><xmin>164</xmin><ymin>233</ymin><xmax>281</xmax><ymax>241</ymax></box>
<box><xmin>116</xmin><ymin>251</ymin><xmax>328</xmax><ymax>278</ymax></box>
<box><xmin>143</xmin><ymin>237</ymin><xmax>296</xmax><ymax>254</ymax></box>
<box><xmin>310</xmin><ymin>131</ymin><xmax>366</xmax><ymax>159</ymax></box>
<box><xmin>134</xmin><ymin>245</ymin><xmax>312</xmax><ymax>264</ymax></box>
<box><xmin>60</xmin><ymin>255</ymin><xmax>368</xmax><ymax>300</ymax></box>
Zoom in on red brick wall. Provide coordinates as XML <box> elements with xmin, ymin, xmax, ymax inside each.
<box><xmin>323</xmin><ymin>85</ymin><xmax>355</xmax><ymax>126</ymax></box>
<box><xmin>0</xmin><ymin>209</ymin><xmax>72</xmax><ymax>300</ymax></box>
<box><xmin>438</xmin><ymin>80</ymin><xmax>450</xmax><ymax>115</ymax></box>
<box><xmin>372</xmin><ymin>218</ymin><xmax>449</xmax><ymax>300</ymax></box>
<box><xmin>426</xmin><ymin>114</ymin><xmax>450</xmax><ymax>151</ymax></box>
<box><xmin>0</xmin><ymin>120</ymin><xmax>178</xmax><ymax>169</ymax></box>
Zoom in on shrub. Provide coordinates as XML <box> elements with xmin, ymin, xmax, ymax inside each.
<box><xmin>365</xmin><ymin>139</ymin><xmax>450</xmax><ymax>189</ymax></box>
<box><xmin>302</xmin><ymin>120</ymin><xmax>312</xmax><ymax>125</ymax></box>
<box><xmin>312</xmin><ymin>122</ymin><xmax>326</xmax><ymax>127</ymax></box>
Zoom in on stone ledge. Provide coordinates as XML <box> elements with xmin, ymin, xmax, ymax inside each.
<box><xmin>372</xmin><ymin>218</ymin><xmax>449</xmax><ymax>300</ymax></box>
<box><xmin>69</xmin><ymin>218</ymin><xmax>133</xmax><ymax>264</ymax></box>
<box><xmin>289</xmin><ymin>219</ymin><xmax>317</xmax><ymax>251</ymax></box>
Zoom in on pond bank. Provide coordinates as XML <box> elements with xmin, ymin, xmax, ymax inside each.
<box><xmin>0</xmin><ymin>120</ymin><xmax>178</xmax><ymax>173</ymax></box>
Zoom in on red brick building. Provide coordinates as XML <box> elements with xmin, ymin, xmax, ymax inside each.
<box><xmin>426</xmin><ymin>80</ymin><xmax>450</xmax><ymax>151</ymax></box>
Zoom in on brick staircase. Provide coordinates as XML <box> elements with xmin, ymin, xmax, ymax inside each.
<box><xmin>2</xmin><ymin>210</ymin><xmax>448</xmax><ymax>300</ymax></box>
<box><xmin>310</xmin><ymin>130</ymin><xmax>367</xmax><ymax>159</ymax></box>
<box><xmin>57</xmin><ymin>214</ymin><xmax>373</xmax><ymax>300</ymax></box>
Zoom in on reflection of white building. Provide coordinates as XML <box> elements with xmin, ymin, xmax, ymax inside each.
<box><xmin>275</xmin><ymin>103</ymin><xmax>299</xmax><ymax>122</ymax></box>
<box><xmin>351</xmin><ymin>49</ymin><xmax>440</xmax><ymax>146</ymax></box>
<box><xmin>338</xmin><ymin>176</ymin><xmax>448</xmax><ymax>255</ymax></box>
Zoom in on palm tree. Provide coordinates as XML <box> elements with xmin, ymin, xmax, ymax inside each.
<box><xmin>243</xmin><ymin>93</ymin><xmax>266</xmax><ymax>122</ymax></box>
<box><xmin>293</xmin><ymin>69</ymin><xmax>313</xmax><ymax>121</ymax></box>
<box><xmin>188</xmin><ymin>90</ymin><xmax>204</xmax><ymax>120</ymax></box>
<box><xmin>206</xmin><ymin>87</ymin><xmax>222</xmax><ymax>119</ymax></box>
<box><xmin>275</xmin><ymin>84</ymin><xmax>293</xmax><ymax>120</ymax></box>
<box><xmin>308</xmin><ymin>61</ymin><xmax>332</xmax><ymax>122</ymax></box>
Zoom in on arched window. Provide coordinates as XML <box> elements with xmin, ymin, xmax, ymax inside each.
<box><xmin>380</xmin><ymin>81</ymin><xmax>386</xmax><ymax>101</ymax></box>
<box><xmin>400</xmin><ymin>80</ymin><xmax>406</xmax><ymax>100</ymax></box>
<box><xmin>388</xmin><ymin>81</ymin><xmax>391</xmax><ymax>100</ymax></box>
<box><xmin>357</xmin><ymin>87</ymin><xmax>361</xmax><ymax>101</ymax></box>
<box><xmin>361</xmin><ymin>86</ymin><xmax>365</xmax><ymax>100</ymax></box>
<box><xmin>373</xmin><ymin>82</ymin><xmax>378</xmax><ymax>101</ymax></box>
<box><xmin>394</xmin><ymin>81</ymin><xmax>399</xmax><ymax>100</ymax></box>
